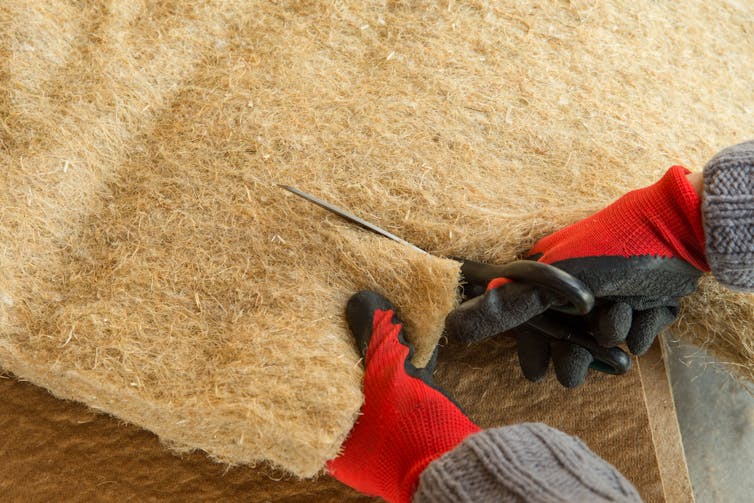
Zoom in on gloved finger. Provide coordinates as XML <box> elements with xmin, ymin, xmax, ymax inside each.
<box><xmin>407</xmin><ymin>344</ymin><xmax>445</xmax><ymax>390</ymax></box>
<box><xmin>587</xmin><ymin>302</ymin><xmax>633</xmax><ymax>348</ymax></box>
<box><xmin>626</xmin><ymin>306</ymin><xmax>677</xmax><ymax>355</ymax></box>
<box><xmin>444</xmin><ymin>282</ymin><xmax>554</xmax><ymax>343</ymax></box>
<box><xmin>551</xmin><ymin>340</ymin><xmax>593</xmax><ymax>388</ymax></box>
<box><xmin>423</xmin><ymin>345</ymin><xmax>440</xmax><ymax>375</ymax></box>
<box><xmin>346</xmin><ymin>291</ymin><xmax>448</xmax><ymax>391</ymax></box>
<box><xmin>346</xmin><ymin>290</ymin><xmax>401</xmax><ymax>359</ymax></box>
<box><xmin>514</xmin><ymin>325</ymin><xmax>551</xmax><ymax>383</ymax></box>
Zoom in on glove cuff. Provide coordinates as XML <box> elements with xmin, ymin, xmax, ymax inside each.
<box><xmin>702</xmin><ymin>141</ymin><xmax>754</xmax><ymax>293</ymax></box>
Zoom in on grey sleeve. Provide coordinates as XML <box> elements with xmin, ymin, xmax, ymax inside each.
<box><xmin>413</xmin><ymin>423</ymin><xmax>642</xmax><ymax>503</ymax></box>
<box><xmin>702</xmin><ymin>140</ymin><xmax>754</xmax><ymax>292</ymax></box>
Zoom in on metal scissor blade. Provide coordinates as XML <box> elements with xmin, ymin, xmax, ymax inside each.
<box><xmin>279</xmin><ymin>185</ymin><xmax>428</xmax><ymax>255</ymax></box>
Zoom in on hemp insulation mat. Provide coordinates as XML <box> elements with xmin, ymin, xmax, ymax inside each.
<box><xmin>0</xmin><ymin>0</ymin><xmax>752</xmax><ymax>480</ymax></box>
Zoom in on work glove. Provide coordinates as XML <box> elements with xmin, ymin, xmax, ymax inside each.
<box><xmin>328</xmin><ymin>291</ymin><xmax>480</xmax><ymax>503</ymax></box>
<box><xmin>445</xmin><ymin>166</ymin><xmax>709</xmax><ymax>387</ymax></box>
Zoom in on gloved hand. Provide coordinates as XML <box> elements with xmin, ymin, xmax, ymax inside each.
<box><xmin>328</xmin><ymin>291</ymin><xmax>480</xmax><ymax>503</ymax></box>
<box><xmin>445</xmin><ymin>166</ymin><xmax>710</xmax><ymax>387</ymax></box>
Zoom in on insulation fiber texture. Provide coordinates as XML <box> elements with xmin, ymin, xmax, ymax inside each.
<box><xmin>1</xmin><ymin>0</ymin><xmax>752</xmax><ymax>477</ymax></box>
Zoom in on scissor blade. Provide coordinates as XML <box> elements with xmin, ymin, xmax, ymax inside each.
<box><xmin>279</xmin><ymin>185</ymin><xmax>428</xmax><ymax>255</ymax></box>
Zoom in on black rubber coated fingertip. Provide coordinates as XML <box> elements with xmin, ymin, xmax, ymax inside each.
<box><xmin>444</xmin><ymin>295</ymin><xmax>490</xmax><ymax>343</ymax></box>
<box><xmin>445</xmin><ymin>282</ymin><xmax>552</xmax><ymax>343</ymax></box>
<box><xmin>520</xmin><ymin>360</ymin><xmax>547</xmax><ymax>383</ymax></box>
<box><xmin>626</xmin><ymin>330</ymin><xmax>654</xmax><ymax>356</ymax></box>
<box><xmin>552</xmin><ymin>341</ymin><xmax>593</xmax><ymax>388</ymax></box>
<box><xmin>516</xmin><ymin>328</ymin><xmax>551</xmax><ymax>383</ymax></box>
<box><xmin>592</xmin><ymin>303</ymin><xmax>633</xmax><ymax>347</ymax></box>
<box><xmin>345</xmin><ymin>291</ymin><xmax>400</xmax><ymax>358</ymax></box>
<box><xmin>627</xmin><ymin>307</ymin><xmax>676</xmax><ymax>355</ymax></box>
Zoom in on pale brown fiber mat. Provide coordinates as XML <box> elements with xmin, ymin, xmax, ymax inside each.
<box><xmin>0</xmin><ymin>0</ymin><xmax>752</xmax><ymax>479</ymax></box>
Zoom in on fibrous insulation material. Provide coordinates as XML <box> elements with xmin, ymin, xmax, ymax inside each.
<box><xmin>0</xmin><ymin>0</ymin><xmax>751</xmax><ymax>476</ymax></box>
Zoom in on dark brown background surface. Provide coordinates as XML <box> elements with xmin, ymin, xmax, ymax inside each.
<box><xmin>0</xmin><ymin>373</ymin><xmax>366</xmax><ymax>503</ymax></box>
<box><xmin>0</xmin><ymin>338</ymin><xmax>690</xmax><ymax>502</ymax></box>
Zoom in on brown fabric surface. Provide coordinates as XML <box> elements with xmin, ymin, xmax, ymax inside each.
<box><xmin>1</xmin><ymin>0</ymin><xmax>752</xmax><ymax>479</ymax></box>
<box><xmin>434</xmin><ymin>337</ymin><xmax>664</xmax><ymax>503</ymax></box>
<box><xmin>0</xmin><ymin>374</ymin><xmax>369</xmax><ymax>503</ymax></box>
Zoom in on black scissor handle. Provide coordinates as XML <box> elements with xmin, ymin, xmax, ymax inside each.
<box><xmin>458</xmin><ymin>259</ymin><xmax>595</xmax><ymax>316</ymax></box>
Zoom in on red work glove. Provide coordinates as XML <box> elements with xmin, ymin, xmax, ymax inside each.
<box><xmin>328</xmin><ymin>291</ymin><xmax>480</xmax><ymax>503</ymax></box>
<box><xmin>445</xmin><ymin>166</ymin><xmax>709</xmax><ymax>387</ymax></box>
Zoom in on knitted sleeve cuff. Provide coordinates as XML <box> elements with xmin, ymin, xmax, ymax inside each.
<box><xmin>702</xmin><ymin>141</ymin><xmax>754</xmax><ymax>293</ymax></box>
<box><xmin>413</xmin><ymin>423</ymin><xmax>642</xmax><ymax>503</ymax></box>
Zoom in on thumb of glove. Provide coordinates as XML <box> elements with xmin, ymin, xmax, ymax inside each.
<box><xmin>445</xmin><ymin>282</ymin><xmax>555</xmax><ymax>342</ymax></box>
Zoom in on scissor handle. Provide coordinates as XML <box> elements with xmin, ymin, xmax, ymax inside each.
<box><xmin>458</xmin><ymin>259</ymin><xmax>595</xmax><ymax>316</ymax></box>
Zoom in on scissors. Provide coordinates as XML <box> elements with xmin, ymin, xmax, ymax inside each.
<box><xmin>280</xmin><ymin>185</ymin><xmax>631</xmax><ymax>375</ymax></box>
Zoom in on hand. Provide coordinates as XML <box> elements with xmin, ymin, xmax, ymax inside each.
<box><xmin>445</xmin><ymin>166</ymin><xmax>709</xmax><ymax>387</ymax></box>
<box><xmin>328</xmin><ymin>291</ymin><xmax>479</xmax><ymax>503</ymax></box>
